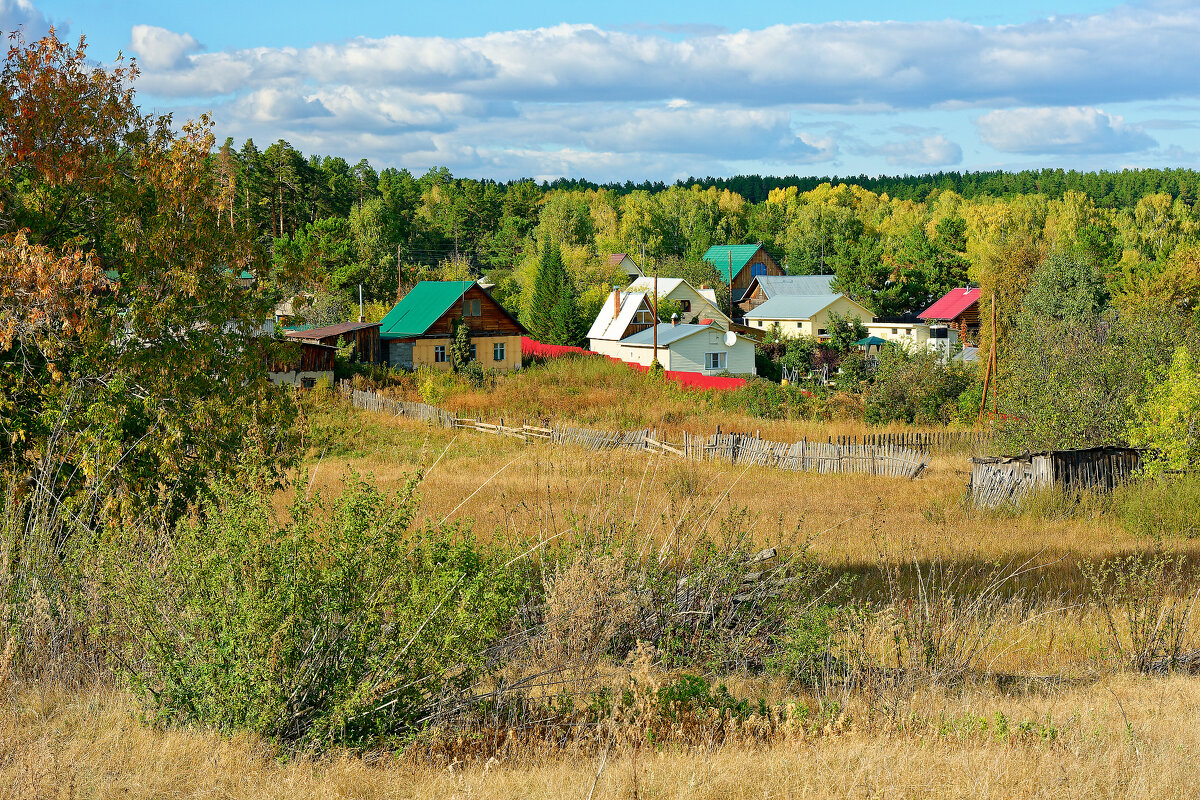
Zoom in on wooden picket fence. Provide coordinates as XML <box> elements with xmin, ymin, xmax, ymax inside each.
<box><xmin>831</xmin><ymin>430</ymin><xmax>991</xmax><ymax>454</ymax></box>
<box><xmin>339</xmin><ymin>382</ymin><xmax>928</xmax><ymax>480</ymax></box>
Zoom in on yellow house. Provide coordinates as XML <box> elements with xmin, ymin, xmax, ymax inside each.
<box><xmin>742</xmin><ymin>294</ymin><xmax>874</xmax><ymax>338</ymax></box>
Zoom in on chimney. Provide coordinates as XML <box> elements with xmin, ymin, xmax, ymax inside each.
<box><xmin>612</xmin><ymin>285</ymin><xmax>621</xmax><ymax>318</ymax></box>
<box><xmin>671</xmin><ymin>312</ymin><xmax>679</xmax><ymax>327</ymax></box>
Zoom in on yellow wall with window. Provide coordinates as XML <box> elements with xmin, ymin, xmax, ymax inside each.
<box><xmin>412</xmin><ymin>335</ymin><xmax>522</xmax><ymax>371</ymax></box>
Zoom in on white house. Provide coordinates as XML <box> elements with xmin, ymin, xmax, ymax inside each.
<box><xmin>586</xmin><ymin>289</ymin><xmax>657</xmax><ymax>358</ymax></box>
<box><xmin>625</xmin><ymin>277</ymin><xmax>730</xmax><ymax>328</ymax></box>
<box><xmin>610</xmin><ymin>322</ymin><xmax>756</xmax><ymax>375</ymax></box>
<box><xmin>742</xmin><ymin>293</ymin><xmax>874</xmax><ymax>338</ymax></box>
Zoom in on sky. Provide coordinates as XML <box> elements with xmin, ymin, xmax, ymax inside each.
<box><xmin>5</xmin><ymin>0</ymin><xmax>1200</xmax><ymax>183</ymax></box>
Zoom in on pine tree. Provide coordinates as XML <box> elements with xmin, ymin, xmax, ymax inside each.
<box><xmin>528</xmin><ymin>239</ymin><xmax>565</xmax><ymax>343</ymax></box>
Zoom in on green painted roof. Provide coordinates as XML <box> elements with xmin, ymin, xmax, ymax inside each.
<box><xmin>701</xmin><ymin>244</ymin><xmax>765</xmax><ymax>284</ymax></box>
<box><xmin>379</xmin><ymin>280</ymin><xmax>474</xmax><ymax>339</ymax></box>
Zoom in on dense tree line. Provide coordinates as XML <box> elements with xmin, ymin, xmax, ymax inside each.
<box><xmin>236</xmin><ymin>139</ymin><xmax>1200</xmax><ymax>346</ymax></box>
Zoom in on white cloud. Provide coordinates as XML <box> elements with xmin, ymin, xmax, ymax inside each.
<box><xmin>129</xmin><ymin>24</ymin><xmax>202</xmax><ymax>71</ymax></box>
<box><xmin>0</xmin><ymin>0</ymin><xmax>49</xmax><ymax>37</ymax></box>
<box><xmin>102</xmin><ymin>4</ymin><xmax>1200</xmax><ymax>178</ymax></box>
<box><xmin>876</xmin><ymin>135</ymin><xmax>963</xmax><ymax>166</ymax></box>
<box><xmin>975</xmin><ymin>107</ymin><xmax>1156</xmax><ymax>154</ymax></box>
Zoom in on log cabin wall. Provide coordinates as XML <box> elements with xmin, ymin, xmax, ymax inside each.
<box><xmin>729</xmin><ymin>247</ymin><xmax>784</xmax><ymax>301</ymax></box>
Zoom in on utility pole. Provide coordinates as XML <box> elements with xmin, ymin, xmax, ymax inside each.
<box><xmin>396</xmin><ymin>244</ymin><xmax>403</xmax><ymax>300</ymax></box>
<box><xmin>728</xmin><ymin>251</ymin><xmax>734</xmax><ymax>320</ymax></box>
<box><xmin>978</xmin><ymin>292</ymin><xmax>998</xmax><ymax>425</ymax></box>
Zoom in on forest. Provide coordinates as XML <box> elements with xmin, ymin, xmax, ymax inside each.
<box><xmin>240</xmin><ymin>136</ymin><xmax>1200</xmax><ymax>342</ymax></box>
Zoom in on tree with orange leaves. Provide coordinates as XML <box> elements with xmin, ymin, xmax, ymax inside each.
<box><xmin>0</xmin><ymin>29</ymin><xmax>297</xmax><ymax>520</ymax></box>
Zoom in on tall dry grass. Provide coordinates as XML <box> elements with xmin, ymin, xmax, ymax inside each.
<box><xmin>7</xmin><ymin>675</ymin><xmax>1200</xmax><ymax>799</ymax></box>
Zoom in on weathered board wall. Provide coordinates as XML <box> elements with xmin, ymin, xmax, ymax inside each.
<box><xmin>969</xmin><ymin>446</ymin><xmax>1142</xmax><ymax>508</ymax></box>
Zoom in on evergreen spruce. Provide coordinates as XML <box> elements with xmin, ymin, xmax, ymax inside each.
<box><xmin>528</xmin><ymin>238</ymin><xmax>582</xmax><ymax>345</ymax></box>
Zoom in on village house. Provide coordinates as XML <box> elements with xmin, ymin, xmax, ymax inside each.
<box><xmin>742</xmin><ymin>293</ymin><xmax>874</xmax><ymax>339</ymax></box>
<box><xmin>587</xmin><ymin>286</ymin><xmax>755</xmax><ymax>375</ymax></box>
<box><xmin>610</xmin><ymin>322</ymin><xmax>756</xmax><ymax>375</ymax></box>
<box><xmin>736</xmin><ymin>274</ymin><xmax>836</xmax><ymax>320</ymax></box>
<box><xmin>863</xmin><ymin>319</ymin><xmax>960</xmax><ymax>360</ymax></box>
<box><xmin>607</xmin><ymin>253</ymin><xmax>644</xmax><ymax>281</ymax></box>
<box><xmin>379</xmin><ymin>280</ymin><xmax>526</xmax><ymax>370</ymax></box>
<box><xmin>701</xmin><ymin>244</ymin><xmax>786</xmax><ymax>309</ymax></box>
<box><xmin>624</xmin><ymin>277</ymin><xmax>730</xmax><ymax>328</ymax></box>
<box><xmin>285</xmin><ymin>321</ymin><xmax>383</xmax><ymax>364</ymax></box>
<box><xmin>920</xmin><ymin>287</ymin><xmax>981</xmax><ymax>344</ymax></box>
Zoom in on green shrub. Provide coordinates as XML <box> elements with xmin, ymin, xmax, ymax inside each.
<box><xmin>108</xmin><ymin>473</ymin><xmax>522</xmax><ymax>749</ymax></box>
<box><xmin>1111</xmin><ymin>473</ymin><xmax>1200</xmax><ymax>539</ymax></box>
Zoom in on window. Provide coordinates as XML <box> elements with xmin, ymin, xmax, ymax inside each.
<box><xmin>891</xmin><ymin>328</ymin><xmax>898</xmax><ymax>334</ymax></box>
<box><xmin>468</xmin><ymin>343</ymin><xmax>477</xmax><ymax>362</ymax></box>
<box><xmin>301</xmin><ymin>377</ymin><xmax>316</xmax><ymax>389</ymax></box>
<box><xmin>751</xmin><ymin>262</ymin><xmax>768</xmax><ymax>277</ymax></box>
<box><xmin>817</xmin><ymin>328</ymin><xmax>827</xmax><ymax>336</ymax></box>
<box><xmin>705</xmin><ymin>352</ymin><xmax>726</xmax><ymax>370</ymax></box>
<box><xmin>757</xmin><ymin>320</ymin><xmax>764</xmax><ymax>327</ymax></box>
<box><xmin>493</xmin><ymin>342</ymin><xmax>506</xmax><ymax>362</ymax></box>
<box><xmin>434</xmin><ymin>345</ymin><xmax>447</xmax><ymax>363</ymax></box>
<box><xmin>465</xmin><ymin>298</ymin><xmax>482</xmax><ymax>316</ymax></box>
<box><xmin>679</xmin><ymin>299</ymin><xmax>691</xmax><ymax>312</ymax></box>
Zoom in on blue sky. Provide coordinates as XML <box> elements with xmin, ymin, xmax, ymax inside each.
<box><xmin>5</xmin><ymin>0</ymin><xmax>1200</xmax><ymax>182</ymax></box>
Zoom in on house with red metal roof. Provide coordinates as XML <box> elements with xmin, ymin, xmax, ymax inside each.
<box><xmin>920</xmin><ymin>287</ymin><xmax>982</xmax><ymax>344</ymax></box>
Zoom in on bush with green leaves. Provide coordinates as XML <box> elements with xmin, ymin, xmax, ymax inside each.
<box><xmin>1127</xmin><ymin>345</ymin><xmax>1200</xmax><ymax>475</ymax></box>
<box><xmin>108</xmin><ymin>473</ymin><xmax>522</xmax><ymax>749</ymax></box>
<box><xmin>864</xmin><ymin>344</ymin><xmax>975</xmax><ymax>425</ymax></box>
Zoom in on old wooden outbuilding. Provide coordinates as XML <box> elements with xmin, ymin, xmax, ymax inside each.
<box><xmin>285</xmin><ymin>321</ymin><xmax>383</xmax><ymax>364</ymax></box>
<box><xmin>969</xmin><ymin>446</ymin><xmax>1143</xmax><ymax>507</ymax></box>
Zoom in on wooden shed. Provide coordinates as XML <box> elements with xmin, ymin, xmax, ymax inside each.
<box><xmin>969</xmin><ymin>446</ymin><xmax>1143</xmax><ymax>507</ymax></box>
<box><xmin>286</xmin><ymin>321</ymin><xmax>383</xmax><ymax>364</ymax></box>
<box><xmin>267</xmin><ymin>341</ymin><xmax>336</xmax><ymax>389</ymax></box>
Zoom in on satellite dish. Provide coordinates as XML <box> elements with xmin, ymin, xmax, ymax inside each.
<box><xmin>724</xmin><ymin>330</ymin><xmax>738</xmax><ymax>347</ymax></box>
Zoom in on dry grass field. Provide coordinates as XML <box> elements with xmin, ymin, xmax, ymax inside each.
<box><xmin>8</xmin><ymin>361</ymin><xmax>1200</xmax><ymax>799</ymax></box>
<box><xmin>8</xmin><ymin>676</ymin><xmax>1200</xmax><ymax>799</ymax></box>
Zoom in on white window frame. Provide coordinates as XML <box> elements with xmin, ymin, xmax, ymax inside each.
<box><xmin>493</xmin><ymin>342</ymin><xmax>506</xmax><ymax>362</ymax></box>
<box><xmin>705</xmin><ymin>352</ymin><xmax>726</xmax><ymax>371</ymax></box>
<box><xmin>468</xmin><ymin>343</ymin><xmax>477</xmax><ymax>361</ymax></box>
<box><xmin>434</xmin><ymin>345</ymin><xmax>447</xmax><ymax>363</ymax></box>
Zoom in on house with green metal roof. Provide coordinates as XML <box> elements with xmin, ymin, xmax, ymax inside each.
<box><xmin>379</xmin><ymin>280</ymin><xmax>527</xmax><ymax>370</ymax></box>
<box><xmin>700</xmin><ymin>243</ymin><xmax>785</xmax><ymax>305</ymax></box>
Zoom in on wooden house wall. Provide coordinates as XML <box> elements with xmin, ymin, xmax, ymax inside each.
<box><xmin>307</xmin><ymin>326</ymin><xmax>382</xmax><ymax>363</ymax></box>
<box><xmin>728</xmin><ymin>247</ymin><xmax>784</xmax><ymax>300</ymax></box>
<box><xmin>424</xmin><ymin>285</ymin><xmax>525</xmax><ymax>338</ymax></box>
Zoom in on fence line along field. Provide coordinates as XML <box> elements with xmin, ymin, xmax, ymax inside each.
<box><xmin>341</xmin><ymin>383</ymin><xmax>931</xmax><ymax>479</ymax></box>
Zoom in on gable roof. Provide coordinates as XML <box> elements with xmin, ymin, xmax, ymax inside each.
<box><xmin>743</xmin><ymin>294</ymin><xmax>852</xmax><ymax>321</ymax></box>
<box><xmin>750</xmin><ymin>274</ymin><xmax>835</xmax><ymax>298</ymax></box>
<box><xmin>379</xmin><ymin>281</ymin><xmax>527</xmax><ymax>339</ymax></box>
<box><xmin>920</xmin><ymin>287</ymin><xmax>981</xmax><ymax>321</ymax></box>
<box><xmin>702</xmin><ymin>244</ymin><xmax>766</xmax><ymax>283</ymax></box>
<box><xmin>587</xmin><ymin>291</ymin><xmax>650</xmax><ymax>341</ymax></box>
<box><xmin>621</xmin><ymin>323</ymin><xmax>727</xmax><ymax>348</ymax></box>
<box><xmin>626</xmin><ymin>277</ymin><xmax>731</xmax><ymax>321</ymax></box>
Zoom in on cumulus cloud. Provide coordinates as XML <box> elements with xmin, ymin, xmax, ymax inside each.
<box><xmin>975</xmin><ymin>107</ymin><xmax>1156</xmax><ymax>154</ymax></box>
<box><xmin>130</xmin><ymin>24</ymin><xmax>202</xmax><ymax>70</ymax></box>
<box><xmin>0</xmin><ymin>0</ymin><xmax>50</xmax><ymax>37</ymax></box>
<box><xmin>106</xmin><ymin>3</ymin><xmax>1200</xmax><ymax>178</ymax></box>
<box><xmin>875</xmin><ymin>135</ymin><xmax>963</xmax><ymax>166</ymax></box>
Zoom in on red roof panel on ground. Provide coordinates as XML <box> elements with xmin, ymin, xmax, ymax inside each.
<box><xmin>920</xmin><ymin>287</ymin><xmax>981</xmax><ymax>320</ymax></box>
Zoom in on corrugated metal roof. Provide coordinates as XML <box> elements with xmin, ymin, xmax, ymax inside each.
<box><xmin>587</xmin><ymin>291</ymin><xmax>650</xmax><ymax>341</ymax></box>
<box><xmin>702</xmin><ymin>244</ymin><xmax>765</xmax><ymax>283</ymax></box>
<box><xmin>621</xmin><ymin>323</ymin><xmax>718</xmax><ymax>347</ymax></box>
<box><xmin>752</xmin><ymin>274</ymin><xmax>835</xmax><ymax>297</ymax></box>
<box><xmin>285</xmin><ymin>321</ymin><xmax>380</xmax><ymax>340</ymax></box>
<box><xmin>920</xmin><ymin>287</ymin><xmax>980</xmax><ymax>320</ymax></box>
<box><xmin>379</xmin><ymin>281</ymin><xmax>474</xmax><ymax>339</ymax></box>
<box><xmin>742</xmin><ymin>294</ymin><xmax>844</xmax><ymax>321</ymax></box>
